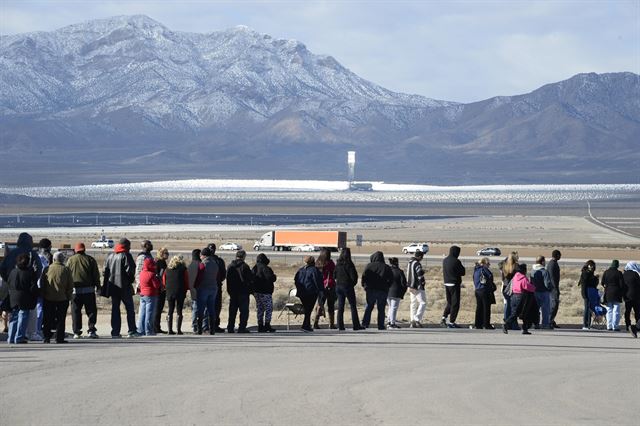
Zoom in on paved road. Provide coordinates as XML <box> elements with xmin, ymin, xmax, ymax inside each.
<box><xmin>1</xmin><ymin>328</ymin><xmax>638</xmax><ymax>425</ymax></box>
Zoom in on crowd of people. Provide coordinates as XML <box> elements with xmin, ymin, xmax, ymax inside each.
<box><xmin>1</xmin><ymin>232</ymin><xmax>639</xmax><ymax>344</ymax></box>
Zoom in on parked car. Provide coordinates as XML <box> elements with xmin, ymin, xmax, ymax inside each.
<box><xmin>291</xmin><ymin>244</ymin><xmax>318</xmax><ymax>252</ymax></box>
<box><xmin>476</xmin><ymin>247</ymin><xmax>501</xmax><ymax>256</ymax></box>
<box><xmin>91</xmin><ymin>239</ymin><xmax>114</xmax><ymax>249</ymax></box>
<box><xmin>402</xmin><ymin>243</ymin><xmax>430</xmax><ymax>254</ymax></box>
<box><xmin>219</xmin><ymin>242</ymin><xmax>242</xmax><ymax>251</ymax></box>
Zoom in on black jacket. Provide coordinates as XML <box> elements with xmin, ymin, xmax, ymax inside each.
<box><xmin>623</xmin><ymin>270</ymin><xmax>640</xmax><ymax>302</ymax></box>
<box><xmin>602</xmin><ymin>267</ymin><xmax>625</xmax><ymax>304</ymax></box>
<box><xmin>8</xmin><ymin>266</ymin><xmax>38</xmax><ymax>310</ymax></box>
<box><xmin>335</xmin><ymin>260</ymin><xmax>358</xmax><ymax>288</ymax></box>
<box><xmin>226</xmin><ymin>259</ymin><xmax>254</xmax><ymax>296</ymax></box>
<box><xmin>361</xmin><ymin>252</ymin><xmax>393</xmax><ymax>292</ymax></box>
<box><xmin>252</xmin><ymin>254</ymin><xmax>276</xmax><ymax>294</ymax></box>
<box><xmin>388</xmin><ymin>265</ymin><xmax>408</xmax><ymax>299</ymax></box>
<box><xmin>442</xmin><ymin>246</ymin><xmax>465</xmax><ymax>285</ymax></box>
<box><xmin>165</xmin><ymin>264</ymin><xmax>187</xmax><ymax>299</ymax></box>
<box><xmin>578</xmin><ymin>268</ymin><xmax>599</xmax><ymax>299</ymax></box>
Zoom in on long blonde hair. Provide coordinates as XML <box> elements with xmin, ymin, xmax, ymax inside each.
<box><xmin>503</xmin><ymin>252</ymin><xmax>519</xmax><ymax>279</ymax></box>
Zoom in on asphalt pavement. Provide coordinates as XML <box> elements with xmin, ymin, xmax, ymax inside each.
<box><xmin>1</xmin><ymin>327</ymin><xmax>638</xmax><ymax>425</ymax></box>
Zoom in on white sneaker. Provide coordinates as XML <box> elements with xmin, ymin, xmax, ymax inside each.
<box><xmin>73</xmin><ymin>333</ymin><xmax>82</xmax><ymax>339</ymax></box>
<box><xmin>581</xmin><ymin>327</ymin><xmax>590</xmax><ymax>330</ymax></box>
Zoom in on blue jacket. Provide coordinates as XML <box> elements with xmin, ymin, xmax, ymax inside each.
<box><xmin>473</xmin><ymin>265</ymin><xmax>494</xmax><ymax>291</ymax></box>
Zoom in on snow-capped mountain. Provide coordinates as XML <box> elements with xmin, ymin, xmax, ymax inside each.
<box><xmin>1</xmin><ymin>15</ymin><xmax>638</xmax><ymax>185</ymax></box>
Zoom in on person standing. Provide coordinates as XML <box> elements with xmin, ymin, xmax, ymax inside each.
<box><xmin>226</xmin><ymin>250</ymin><xmax>254</xmax><ymax>333</ymax></box>
<box><xmin>164</xmin><ymin>255</ymin><xmax>189</xmax><ymax>335</ymax></box>
<box><xmin>334</xmin><ymin>248</ymin><xmax>362</xmax><ymax>331</ymax></box>
<box><xmin>503</xmin><ymin>264</ymin><xmax>536</xmax><ymax>334</ymax></box>
<box><xmin>187</xmin><ymin>249</ymin><xmax>202</xmax><ymax>333</ymax></box>
<box><xmin>531</xmin><ymin>256</ymin><xmax>553</xmax><ymax>329</ymax></box>
<box><xmin>6</xmin><ymin>253</ymin><xmax>39</xmax><ymax>344</ymax></box>
<box><xmin>103</xmin><ymin>238</ymin><xmax>139</xmax><ymax>338</ymax></box>
<box><xmin>137</xmin><ymin>258</ymin><xmax>161</xmax><ymax>336</ymax></box>
<box><xmin>66</xmin><ymin>242</ymin><xmax>100</xmax><ymax>339</ymax></box>
<box><xmin>0</xmin><ymin>233</ymin><xmax>43</xmax><ymax>340</ymax></box>
<box><xmin>623</xmin><ymin>262</ymin><xmax>640</xmax><ymax>337</ymax></box>
<box><xmin>406</xmin><ymin>250</ymin><xmax>426</xmax><ymax>328</ymax></box>
<box><xmin>208</xmin><ymin>243</ymin><xmax>227</xmax><ymax>333</ymax></box>
<box><xmin>602</xmin><ymin>260</ymin><xmax>625</xmax><ymax>331</ymax></box>
<box><xmin>314</xmin><ymin>249</ymin><xmax>337</xmax><ymax>329</ymax></box>
<box><xmin>294</xmin><ymin>256</ymin><xmax>323</xmax><ymax>332</ymax></box>
<box><xmin>579</xmin><ymin>260</ymin><xmax>599</xmax><ymax>330</ymax></box>
<box><xmin>547</xmin><ymin>250</ymin><xmax>562</xmax><ymax>328</ymax></box>
<box><xmin>499</xmin><ymin>252</ymin><xmax>520</xmax><ymax>330</ymax></box>
<box><xmin>42</xmin><ymin>252</ymin><xmax>73</xmax><ymax>343</ymax></box>
<box><xmin>28</xmin><ymin>238</ymin><xmax>52</xmax><ymax>342</ymax></box>
<box><xmin>473</xmin><ymin>258</ymin><xmax>495</xmax><ymax>329</ymax></box>
<box><xmin>153</xmin><ymin>247</ymin><xmax>169</xmax><ymax>334</ymax></box>
<box><xmin>441</xmin><ymin>245</ymin><xmax>466</xmax><ymax>328</ymax></box>
<box><xmin>387</xmin><ymin>257</ymin><xmax>407</xmax><ymax>329</ymax></box>
<box><xmin>195</xmin><ymin>247</ymin><xmax>218</xmax><ymax>335</ymax></box>
<box><xmin>135</xmin><ymin>240</ymin><xmax>154</xmax><ymax>293</ymax></box>
<box><xmin>361</xmin><ymin>251</ymin><xmax>393</xmax><ymax>330</ymax></box>
<box><xmin>252</xmin><ymin>253</ymin><xmax>277</xmax><ymax>333</ymax></box>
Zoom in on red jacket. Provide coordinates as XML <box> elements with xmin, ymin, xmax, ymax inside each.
<box><xmin>321</xmin><ymin>259</ymin><xmax>336</xmax><ymax>289</ymax></box>
<box><xmin>139</xmin><ymin>258</ymin><xmax>161</xmax><ymax>297</ymax></box>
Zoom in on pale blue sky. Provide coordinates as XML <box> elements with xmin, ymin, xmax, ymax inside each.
<box><xmin>1</xmin><ymin>0</ymin><xmax>638</xmax><ymax>102</ymax></box>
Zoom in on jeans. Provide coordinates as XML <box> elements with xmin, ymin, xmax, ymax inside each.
<box><xmin>110</xmin><ymin>284</ymin><xmax>137</xmax><ymax>337</ymax></box>
<box><xmin>336</xmin><ymin>286</ymin><xmax>361</xmax><ymax>330</ymax></box>
<box><xmin>583</xmin><ymin>297</ymin><xmax>591</xmax><ymax>328</ymax></box>
<box><xmin>362</xmin><ymin>289</ymin><xmax>388</xmax><ymax>329</ymax></box>
<box><xmin>606</xmin><ymin>302</ymin><xmax>621</xmax><ymax>330</ymax></box>
<box><xmin>72</xmin><ymin>293</ymin><xmax>98</xmax><ymax>335</ymax></box>
<box><xmin>7</xmin><ymin>308</ymin><xmax>29</xmax><ymax>344</ymax></box>
<box><xmin>43</xmin><ymin>299</ymin><xmax>69</xmax><ymax>342</ymax></box>
<box><xmin>505</xmin><ymin>293</ymin><xmax>524</xmax><ymax>330</ymax></box>
<box><xmin>197</xmin><ymin>287</ymin><xmax>216</xmax><ymax>332</ymax></box>
<box><xmin>535</xmin><ymin>291</ymin><xmax>551</xmax><ymax>328</ymax></box>
<box><xmin>137</xmin><ymin>295</ymin><xmax>157</xmax><ymax>335</ymax></box>
<box><xmin>443</xmin><ymin>285</ymin><xmax>461</xmax><ymax>323</ymax></box>
<box><xmin>228</xmin><ymin>293</ymin><xmax>249</xmax><ymax>331</ymax></box>
<box><xmin>503</xmin><ymin>295</ymin><xmax>511</xmax><ymax>321</ymax></box>
<box><xmin>409</xmin><ymin>288</ymin><xmax>426</xmax><ymax>322</ymax></box>
<box><xmin>387</xmin><ymin>297</ymin><xmax>401</xmax><ymax>325</ymax></box>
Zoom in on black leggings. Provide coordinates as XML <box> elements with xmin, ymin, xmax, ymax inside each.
<box><xmin>167</xmin><ymin>294</ymin><xmax>185</xmax><ymax>320</ymax></box>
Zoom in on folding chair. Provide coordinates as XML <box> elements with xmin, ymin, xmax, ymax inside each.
<box><xmin>277</xmin><ymin>288</ymin><xmax>305</xmax><ymax>330</ymax></box>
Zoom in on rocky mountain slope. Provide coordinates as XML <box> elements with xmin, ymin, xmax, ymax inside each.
<box><xmin>1</xmin><ymin>15</ymin><xmax>638</xmax><ymax>185</ymax></box>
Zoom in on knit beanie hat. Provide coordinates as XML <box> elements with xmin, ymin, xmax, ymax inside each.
<box><xmin>611</xmin><ymin>260</ymin><xmax>619</xmax><ymax>269</ymax></box>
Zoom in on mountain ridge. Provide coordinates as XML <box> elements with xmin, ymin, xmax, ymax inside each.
<box><xmin>1</xmin><ymin>15</ymin><xmax>638</xmax><ymax>185</ymax></box>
